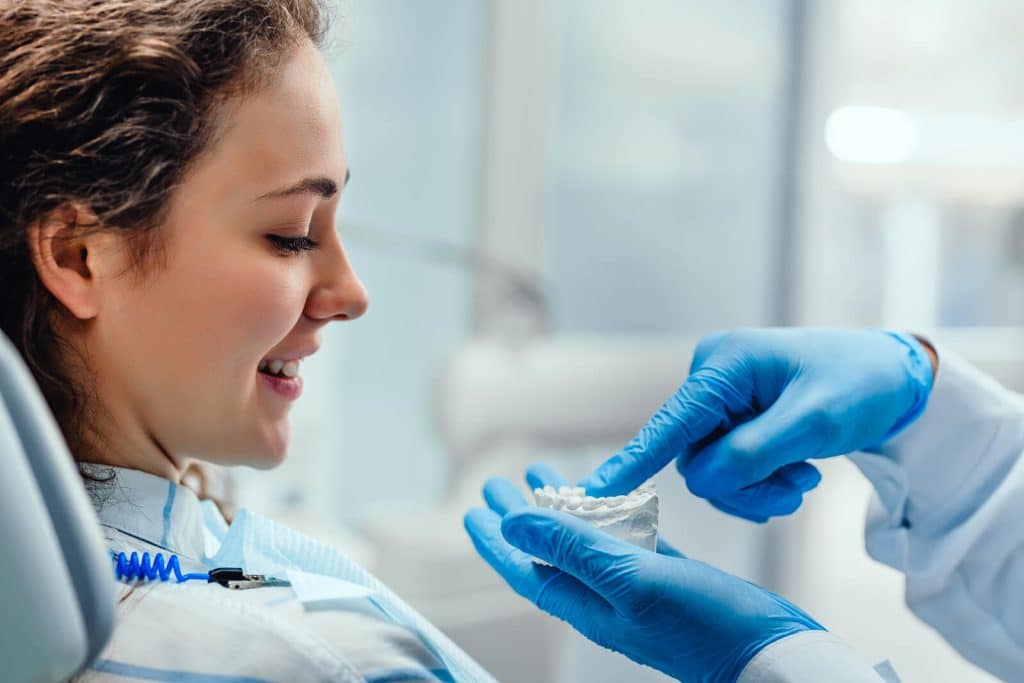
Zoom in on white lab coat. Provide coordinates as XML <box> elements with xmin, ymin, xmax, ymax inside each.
<box><xmin>740</xmin><ymin>346</ymin><xmax>1024</xmax><ymax>682</ymax></box>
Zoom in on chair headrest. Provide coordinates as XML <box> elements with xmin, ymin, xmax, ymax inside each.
<box><xmin>0</xmin><ymin>331</ymin><xmax>115</xmax><ymax>682</ymax></box>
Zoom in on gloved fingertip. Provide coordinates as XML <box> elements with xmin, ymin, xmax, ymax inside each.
<box><xmin>576</xmin><ymin>475</ymin><xmax>608</xmax><ymax>496</ymax></box>
<box><xmin>526</xmin><ymin>462</ymin><xmax>569</xmax><ymax>490</ymax></box>
<box><xmin>481</xmin><ymin>476</ymin><xmax>507</xmax><ymax>492</ymax></box>
<box><xmin>577</xmin><ymin>470</ymin><xmax>618</xmax><ymax>496</ymax></box>
<box><xmin>464</xmin><ymin>510</ymin><xmax>504</xmax><ymax>553</ymax></box>
<box><xmin>801</xmin><ymin>472</ymin><xmax>822</xmax><ymax>493</ymax></box>
<box><xmin>734</xmin><ymin>508</ymin><xmax>771</xmax><ymax>524</ymax></box>
<box><xmin>480</xmin><ymin>478</ymin><xmax>501</xmax><ymax>505</ymax></box>
<box><xmin>525</xmin><ymin>469</ymin><xmax>545</xmax><ymax>491</ymax></box>
<box><xmin>775</xmin><ymin>462</ymin><xmax>821</xmax><ymax>493</ymax></box>
<box><xmin>801</xmin><ymin>468</ymin><xmax>821</xmax><ymax>488</ymax></box>
<box><xmin>775</xmin><ymin>492</ymin><xmax>803</xmax><ymax>517</ymax></box>
<box><xmin>709</xmin><ymin>497</ymin><xmax>770</xmax><ymax>524</ymax></box>
<box><xmin>579</xmin><ymin>454</ymin><xmax>644</xmax><ymax>496</ymax></box>
<box><xmin>463</xmin><ymin>507</ymin><xmax>492</xmax><ymax>531</ymax></box>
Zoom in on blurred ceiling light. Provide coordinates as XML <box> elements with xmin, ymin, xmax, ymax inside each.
<box><xmin>825</xmin><ymin>108</ymin><xmax>1024</xmax><ymax>205</ymax></box>
<box><xmin>825</xmin><ymin>106</ymin><xmax>918</xmax><ymax>164</ymax></box>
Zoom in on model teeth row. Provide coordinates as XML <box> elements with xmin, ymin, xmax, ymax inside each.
<box><xmin>530</xmin><ymin>482</ymin><xmax>659</xmax><ymax>558</ymax></box>
<box><xmin>533</xmin><ymin>485</ymin><xmax>635</xmax><ymax>511</ymax></box>
<box><xmin>258</xmin><ymin>359</ymin><xmax>300</xmax><ymax>378</ymax></box>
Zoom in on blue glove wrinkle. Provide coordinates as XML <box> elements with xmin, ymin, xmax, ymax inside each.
<box><xmin>533</xmin><ymin>571</ymin><xmax>615</xmax><ymax>636</ymax></box>
<box><xmin>502</xmin><ymin>509</ymin><xmax>638</xmax><ymax>601</ymax></box>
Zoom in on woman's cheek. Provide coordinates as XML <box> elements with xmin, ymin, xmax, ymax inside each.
<box><xmin>234</xmin><ymin>263</ymin><xmax>308</xmax><ymax>342</ymax></box>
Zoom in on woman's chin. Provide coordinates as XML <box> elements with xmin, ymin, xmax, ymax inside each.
<box><xmin>208</xmin><ymin>422</ymin><xmax>290</xmax><ymax>469</ymax></box>
<box><xmin>252</xmin><ymin>421</ymin><xmax>291</xmax><ymax>468</ymax></box>
<box><xmin>250</xmin><ymin>455</ymin><xmax>286</xmax><ymax>470</ymax></box>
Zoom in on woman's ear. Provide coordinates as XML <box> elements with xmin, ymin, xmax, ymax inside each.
<box><xmin>26</xmin><ymin>202</ymin><xmax>118</xmax><ymax>320</ymax></box>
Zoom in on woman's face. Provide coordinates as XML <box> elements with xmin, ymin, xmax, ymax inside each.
<box><xmin>83</xmin><ymin>41</ymin><xmax>367</xmax><ymax>478</ymax></box>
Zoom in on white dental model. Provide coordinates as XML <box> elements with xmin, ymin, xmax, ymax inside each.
<box><xmin>532</xmin><ymin>482</ymin><xmax>658</xmax><ymax>552</ymax></box>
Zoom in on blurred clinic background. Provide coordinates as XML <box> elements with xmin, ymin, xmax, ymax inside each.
<box><xmin>227</xmin><ymin>1</ymin><xmax>1024</xmax><ymax>681</ymax></box>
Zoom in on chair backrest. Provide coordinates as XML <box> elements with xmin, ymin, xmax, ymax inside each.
<box><xmin>0</xmin><ymin>331</ymin><xmax>115</xmax><ymax>682</ymax></box>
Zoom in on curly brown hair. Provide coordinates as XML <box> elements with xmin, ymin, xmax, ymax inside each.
<box><xmin>0</xmin><ymin>0</ymin><xmax>329</xmax><ymax>462</ymax></box>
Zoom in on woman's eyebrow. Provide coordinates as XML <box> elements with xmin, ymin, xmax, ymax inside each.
<box><xmin>255</xmin><ymin>169</ymin><xmax>350</xmax><ymax>201</ymax></box>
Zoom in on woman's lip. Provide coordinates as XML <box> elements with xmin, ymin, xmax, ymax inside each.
<box><xmin>259</xmin><ymin>371</ymin><xmax>303</xmax><ymax>401</ymax></box>
<box><xmin>262</xmin><ymin>345</ymin><xmax>320</xmax><ymax>363</ymax></box>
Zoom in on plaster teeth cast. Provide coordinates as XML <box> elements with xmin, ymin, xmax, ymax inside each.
<box><xmin>532</xmin><ymin>482</ymin><xmax>658</xmax><ymax>552</ymax></box>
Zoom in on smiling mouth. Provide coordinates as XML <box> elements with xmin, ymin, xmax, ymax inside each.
<box><xmin>257</xmin><ymin>362</ymin><xmax>303</xmax><ymax>401</ymax></box>
<box><xmin>258</xmin><ymin>358</ymin><xmax>301</xmax><ymax>379</ymax></box>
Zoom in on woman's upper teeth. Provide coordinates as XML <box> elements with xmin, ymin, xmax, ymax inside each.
<box><xmin>259</xmin><ymin>358</ymin><xmax>300</xmax><ymax>377</ymax></box>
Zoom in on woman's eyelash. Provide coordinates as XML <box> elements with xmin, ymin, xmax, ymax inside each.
<box><xmin>266</xmin><ymin>234</ymin><xmax>320</xmax><ymax>254</ymax></box>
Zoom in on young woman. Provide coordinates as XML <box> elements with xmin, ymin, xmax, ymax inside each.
<box><xmin>0</xmin><ymin>2</ymin><xmax>490</xmax><ymax>680</ymax></box>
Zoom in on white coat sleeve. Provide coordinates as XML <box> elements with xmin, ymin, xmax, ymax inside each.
<box><xmin>849</xmin><ymin>346</ymin><xmax>1024</xmax><ymax>681</ymax></box>
<box><xmin>737</xmin><ymin>632</ymin><xmax>892</xmax><ymax>683</ymax></box>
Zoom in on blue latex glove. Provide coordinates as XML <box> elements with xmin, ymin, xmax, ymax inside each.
<box><xmin>464</xmin><ymin>463</ymin><xmax>825</xmax><ymax>683</ymax></box>
<box><xmin>580</xmin><ymin>328</ymin><xmax>934</xmax><ymax>522</ymax></box>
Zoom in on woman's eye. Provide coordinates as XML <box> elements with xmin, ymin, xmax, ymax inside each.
<box><xmin>266</xmin><ymin>234</ymin><xmax>320</xmax><ymax>255</ymax></box>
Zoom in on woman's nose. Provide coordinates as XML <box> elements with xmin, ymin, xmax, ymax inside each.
<box><xmin>307</xmin><ymin>248</ymin><xmax>369</xmax><ymax>322</ymax></box>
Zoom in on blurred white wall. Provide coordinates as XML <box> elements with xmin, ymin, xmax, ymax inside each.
<box><xmin>330</xmin><ymin>0</ymin><xmax>485</xmax><ymax>521</ymax></box>
<box><xmin>543</xmin><ymin>0</ymin><xmax>787</xmax><ymax>333</ymax></box>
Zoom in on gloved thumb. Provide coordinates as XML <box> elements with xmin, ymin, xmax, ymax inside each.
<box><xmin>684</xmin><ymin>383</ymin><xmax>842</xmax><ymax>499</ymax></box>
<box><xmin>501</xmin><ymin>508</ymin><xmax>644</xmax><ymax>610</ymax></box>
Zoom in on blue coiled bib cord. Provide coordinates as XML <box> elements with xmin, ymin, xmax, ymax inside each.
<box><xmin>111</xmin><ymin>551</ymin><xmax>279</xmax><ymax>589</ymax></box>
<box><xmin>112</xmin><ymin>551</ymin><xmax>209</xmax><ymax>583</ymax></box>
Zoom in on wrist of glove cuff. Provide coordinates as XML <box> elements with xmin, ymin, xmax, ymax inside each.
<box><xmin>875</xmin><ymin>330</ymin><xmax>936</xmax><ymax>444</ymax></box>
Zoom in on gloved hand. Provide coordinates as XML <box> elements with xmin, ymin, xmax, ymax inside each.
<box><xmin>464</xmin><ymin>463</ymin><xmax>825</xmax><ymax>683</ymax></box>
<box><xmin>580</xmin><ymin>328</ymin><xmax>935</xmax><ymax>522</ymax></box>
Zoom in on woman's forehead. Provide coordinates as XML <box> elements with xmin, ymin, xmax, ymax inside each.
<box><xmin>194</xmin><ymin>42</ymin><xmax>346</xmax><ymax>204</ymax></box>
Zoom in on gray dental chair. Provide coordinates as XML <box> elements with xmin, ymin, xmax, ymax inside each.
<box><xmin>0</xmin><ymin>331</ymin><xmax>116</xmax><ymax>682</ymax></box>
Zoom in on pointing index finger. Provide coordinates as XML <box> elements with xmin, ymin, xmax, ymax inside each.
<box><xmin>580</xmin><ymin>366</ymin><xmax>746</xmax><ymax>496</ymax></box>
<box><xmin>525</xmin><ymin>462</ymin><xmax>570</xmax><ymax>491</ymax></box>
<box><xmin>579</xmin><ymin>398</ymin><xmax>694</xmax><ymax>495</ymax></box>
<box><xmin>578</xmin><ymin>441</ymin><xmax>673</xmax><ymax>497</ymax></box>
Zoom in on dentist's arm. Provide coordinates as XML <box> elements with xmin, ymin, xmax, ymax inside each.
<box><xmin>581</xmin><ymin>327</ymin><xmax>1024</xmax><ymax>679</ymax></box>
<box><xmin>850</xmin><ymin>347</ymin><xmax>1024</xmax><ymax>681</ymax></box>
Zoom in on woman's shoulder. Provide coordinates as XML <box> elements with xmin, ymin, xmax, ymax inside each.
<box><xmin>91</xmin><ymin>580</ymin><xmax>362</xmax><ymax>683</ymax></box>
<box><xmin>96</xmin><ymin>530</ymin><xmax>445</xmax><ymax>683</ymax></box>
